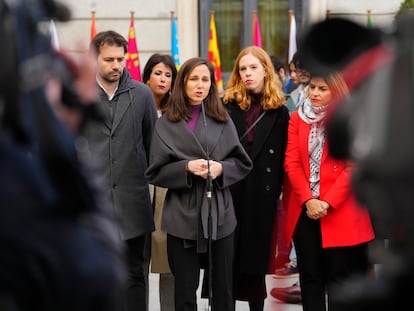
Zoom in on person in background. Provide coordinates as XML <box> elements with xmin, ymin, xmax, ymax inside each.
<box><xmin>223</xmin><ymin>46</ymin><xmax>289</xmax><ymax>311</ymax></box>
<box><xmin>145</xmin><ymin>57</ymin><xmax>252</xmax><ymax>311</ymax></box>
<box><xmin>284</xmin><ymin>53</ymin><xmax>299</xmax><ymax>94</ymax></box>
<box><xmin>272</xmin><ymin>53</ymin><xmax>300</xmax><ymax>281</ymax></box>
<box><xmin>288</xmin><ymin>56</ymin><xmax>311</xmax><ymax>111</ymax></box>
<box><xmin>269</xmin><ymin>52</ymin><xmax>307</xmax><ymax>303</ymax></box>
<box><xmin>282</xmin><ymin>72</ymin><xmax>375</xmax><ymax>311</ymax></box>
<box><xmin>85</xmin><ymin>30</ymin><xmax>158</xmax><ymax>311</ymax></box>
<box><xmin>270</xmin><ymin>55</ymin><xmax>288</xmax><ymax>89</ymax></box>
<box><xmin>142</xmin><ymin>53</ymin><xmax>177</xmax><ymax>311</ymax></box>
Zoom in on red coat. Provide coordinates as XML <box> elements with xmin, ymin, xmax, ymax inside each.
<box><xmin>283</xmin><ymin>112</ymin><xmax>374</xmax><ymax>248</ymax></box>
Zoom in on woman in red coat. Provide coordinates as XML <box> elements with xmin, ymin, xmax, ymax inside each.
<box><xmin>283</xmin><ymin>73</ymin><xmax>375</xmax><ymax>311</ymax></box>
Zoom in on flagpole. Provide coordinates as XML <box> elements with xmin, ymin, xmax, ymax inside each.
<box><xmin>252</xmin><ymin>10</ymin><xmax>257</xmax><ymax>45</ymax></box>
<box><xmin>367</xmin><ymin>10</ymin><xmax>372</xmax><ymax>28</ymax></box>
<box><xmin>287</xmin><ymin>9</ymin><xmax>293</xmax><ymax>65</ymax></box>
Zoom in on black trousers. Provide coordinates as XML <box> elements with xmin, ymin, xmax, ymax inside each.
<box><xmin>167</xmin><ymin>233</ymin><xmax>235</xmax><ymax>311</ymax></box>
<box><xmin>293</xmin><ymin>208</ymin><xmax>370</xmax><ymax>311</ymax></box>
<box><xmin>125</xmin><ymin>235</ymin><xmax>147</xmax><ymax>311</ymax></box>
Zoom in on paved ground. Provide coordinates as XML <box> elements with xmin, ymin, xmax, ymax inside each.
<box><xmin>148</xmin><ymin>271</ymin><xmax>302</xmax><ymax>311</ymax></box>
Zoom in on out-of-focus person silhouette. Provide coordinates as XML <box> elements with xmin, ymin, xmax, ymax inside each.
<box><xmin>0</xmin><ymin>0</ymin><xmax>126</xmax><ymax>310</ymax></box>
<box><xmin>296</xmin><ymin>14</ymin><xmax>414</xmax><ymax>311</ymax></box>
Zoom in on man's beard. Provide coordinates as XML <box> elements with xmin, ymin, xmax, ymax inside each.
<box><xmin>104</xmin><ymin>70</ymin><xmax>122</xmax><ymax>83</ymax></box>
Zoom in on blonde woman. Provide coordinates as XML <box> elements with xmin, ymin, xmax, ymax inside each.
<box><xmin>223</xmin><ymin>46</ymin><xmax>289</xmax><ymax>311</ymax></box>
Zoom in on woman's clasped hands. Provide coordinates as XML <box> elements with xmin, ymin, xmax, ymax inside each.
<box><xmin>187</xmin><ymin>159</ymin><xmax>223</xmax><ymax>180</ymax></box>
<box><xmin>304</xmin><ymin>198</ymin><xmax>330</xmax><ymax>220</ymax></box>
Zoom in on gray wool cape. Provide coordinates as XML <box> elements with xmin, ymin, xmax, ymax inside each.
<box><xmin>145</xmin><ymin>112</ymin><xmax>252</xmax><ymax>251</ymax></box>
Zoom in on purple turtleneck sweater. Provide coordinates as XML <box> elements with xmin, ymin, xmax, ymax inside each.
<box><xmin>186</xmin><ymin>104</ymin><xmax>202</xmax><ymax>132</ymax></box>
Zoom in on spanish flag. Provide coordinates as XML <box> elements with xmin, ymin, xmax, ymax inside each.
<box><xmin>126</xmin><ymin>12</ymin><xmax>142</xmax><ymax>81</ymax></box>
<box><xmin>208</xmin><ymin>11</ymin><xmax>223</xmax><ymax>90</ymax></box>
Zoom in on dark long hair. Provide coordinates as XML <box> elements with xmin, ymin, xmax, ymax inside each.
<box><xmin>164</xmin><ymin>57</ymin><xmax>227</xmax><ymax>122</ymax></box>
<box><xmin>142</xmin><ymin>53</ymin><xmax>177</xmax><ymax>108</ymax></box>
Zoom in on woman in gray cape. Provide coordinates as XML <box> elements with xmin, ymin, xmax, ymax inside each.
<box><xmin>145</xmin><ymin>57</ymin><xmax>252</xmax><ymax>311</ymax></box>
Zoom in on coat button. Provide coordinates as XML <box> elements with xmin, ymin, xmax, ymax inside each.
<box><xmin>269</xmin><ymin>149</ymin><xmax>275</xmax><ymax>154</ymax></box>
<box><xmin>265</xmin><ymin>185</ymin><xmax>271</xmax><ymax>191</ymax></box>
<box><xmin>266</xmin><ymin>167</ymin><xmax>271</xmax><ymax>173</ymax></box>
<box><xmin>333</xmin><ymin>165</ymin><xmax>337</xmax><ymax>172</ymax></box>
<box><xmin>112</xmin><ymin>184</ymin><xmax>117</xmax><ymax>189</ymax></box>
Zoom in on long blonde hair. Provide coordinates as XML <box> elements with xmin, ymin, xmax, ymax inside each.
<box><xmin>223</xmin><ymin>46</ymin><xmax>286</xmax><ymax>110</ymax></box>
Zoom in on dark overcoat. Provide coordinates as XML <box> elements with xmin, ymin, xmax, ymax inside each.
<box><xmin>84</xmin><ymin>70</ymin><xmax>157</xmax><ymax>240</ymax></box>
<box><xmin>145</xmin><ymin>113</ymin><xmax>252</xmax><ymax>250</ymax></box>
<box><xmin>226</xmin><ymin>102</ymin><xmax>289</xmax><ymax>274</ymax></box>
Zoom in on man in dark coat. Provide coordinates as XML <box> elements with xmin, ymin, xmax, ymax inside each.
<box><xmin>85</xmin><ymin>30</ymin><xmax>157</xmax><ymax>311</ymax></box>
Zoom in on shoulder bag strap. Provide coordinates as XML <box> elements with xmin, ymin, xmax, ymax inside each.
<box><xmin>239</xmin><ymin>110</ymin><xmax>267</xmax><ymax>141</ymax></box>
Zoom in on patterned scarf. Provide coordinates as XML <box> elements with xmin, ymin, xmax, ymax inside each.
<box><xmin>298</xmin><ymin>99</ymin><xmax>329</xmax><ymax>197</ymax></box>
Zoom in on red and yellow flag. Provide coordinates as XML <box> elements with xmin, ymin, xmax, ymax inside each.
<box><xmin>208</xmin><ymin>11</ymin><xmax>223</xmax><ymax>90</ymax></box>
<box><xmin>90</xmin><ymin>11</ymin><xmax>96</xmax><ymax>41</ymax></box>
<box><xmin>126</xmin><ymin>12</ymin><xmax>141</xmax><ymax>81</ymax></box>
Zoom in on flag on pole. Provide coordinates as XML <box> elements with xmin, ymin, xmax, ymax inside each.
<box><xmin>90</xmin><ymin>11</ymin><xmax>96</xmax><ymax>41</ymax></box>
<box><xmin>171</xmin><ymin>12</ymin><xmax>181</xmax><ymax>69</ymax></box>
<box><xmin>49</xmin><ymin>19</ymin><xmax>60</xmax><ymax>50</ymax></box>
<box><xmin>208</xmin><ymin>11</ymin><xmax>223</xmax><ymax>90</ymax></box>
<box><xmin>288</xmin><ymin>10</ymin><xmax>297</xmax><ymax>63</ymax></box>
<box><xmin>367</xmin><ymin>10</ymin><xmax>373</xmax><ymax>28</ymax></box>
<box><xmin>126</xmin><ymin>12</ymin><xmax>142</xmax><ymax>81</ymax></box>
<box><xmin>252</xmin><ymin>11</ymin><xmax>262</xmax><ymax>47</ymax></box>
